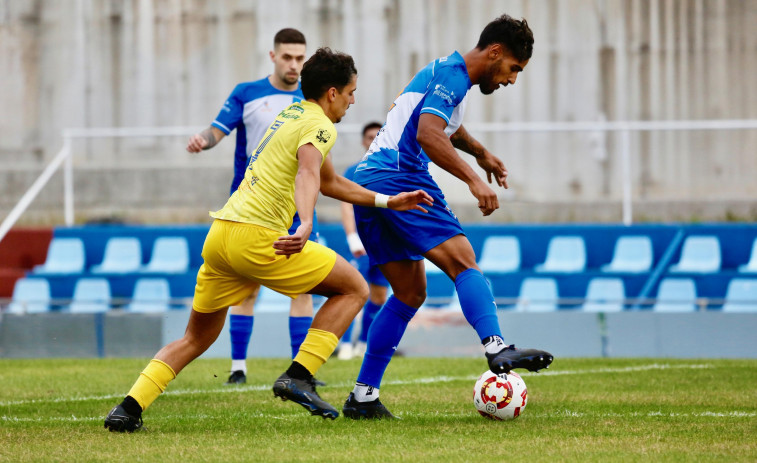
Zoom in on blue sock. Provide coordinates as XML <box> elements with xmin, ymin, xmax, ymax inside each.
<box><xmin>342</xmin><ymin>320</ymin><xmax>355</xmax><ymax>344</ymax></box>
<box><xmin>358</xmin><ymin>300</ymin><xmax>382</xmax><ymax>343</ymax></box>
<box><xmin>289</xmin><ymin>316</ymin><xmax>313</xmax><ymax>359</ymax></box>
<box><xmin>455</xmin><ymin>268</ymin><xmax>502</xmax><ymax>341</ymax></box>
<box><xmin>357</xmin><ymin>295</ymin><xmax>417</xmax><ymax>388</ymax></box>
<box><xmin>229</xmin><ymin>314</ymin><xmax>254</xmax><ymax>360</ymax></box>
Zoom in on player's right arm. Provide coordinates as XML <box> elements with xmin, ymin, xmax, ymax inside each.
<box><xmin>186</xmin><ymin>126</ymin><xmax>226</xmax><ymax>153</ymax></box>
<box><xmin>416</xmin><ymin>113</ymin><xmax>499</xmax><ymax>216</ymax></box>
<box><xmin>319</xmin><ymin>154</ymin><xmax>433</xmax><ymax>212</ymax></box>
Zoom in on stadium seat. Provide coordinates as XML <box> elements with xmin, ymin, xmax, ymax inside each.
<box><xmin>256</xmin><ymin>287</ymin><xmax>291</xmax><ymax>312</ymax></box>
<box><xmin>601</xmin><ymin>236</ymin><xmax>653</xmax><ymax>273</ymax></box>
<box><xmin>127</xmin><ymin>278</ymin><xmax>171</xmax><ymax>313</ymax></box>
<box><xmin>721</xmin><ymin>278</ymin><xmax>757</xmax><ymax>312</ymax></box>
<box><xmin>8</xmin><ymin>278</ymin><xmax>51</xmax><ymax>314</ymax></box>
<box><xmin>33</xmin><ymin>237</ymin><xmax>86</xmax><ymax>274</ymax></box>
<box><xmin>68</xmin><ymin>278</ymin><xmax>111</xmax><ymax>313</ymax></box>
<box><xmin>582</xmin><ymin>277</ymin><xmax>625</xmax><ymax>312</ymax></box>
<box><xmin>478</xmin><ymin>235</ymin><xmax>520</xmax><ymax>273</ymax></box>
<box><xmin>668</xmin><ymin>236</ymin><xmax>721</xmax><ymax>273</ymax></box>
<box><xmin>91</xmin><ymin>237</ymin><xmax>142</xmax><ymax>273</ymax></box>
<box><xmin>534</xmin><ymin>236</ymin><xmax>586</xmax><ymax>273</ymax></box>
<box><xmin>653</xmin><ymin>278</ymin><xmax>697</xmax><ymax>312</ymax></box>
<box><xmin>516</xmin><ymin>277</ymin><xmax>558</xmax><ymax>312</ymax></box>
<box><xmin>141</xmin><ymin>237</ymin><xmax>190</xmax><ymax>273</ymax></box>
<box><xmin>738</xmin><ymin>238</ymin><xmax>757</xmax><ymax>273</ymax></box>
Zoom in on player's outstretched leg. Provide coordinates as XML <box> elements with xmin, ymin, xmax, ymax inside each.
<box><xmin>485</xmin><ymin>342</ymin><xmax>554</xmax><ymax>373</ymax></box>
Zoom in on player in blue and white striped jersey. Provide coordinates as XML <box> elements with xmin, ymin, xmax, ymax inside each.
<box><xmin>186</xmin><ymin>28</ymin><xmax>321</xmax><ymax>386</ymax></box>
<box><xmin>343</xmin><ymin>14</ymin><xmax>554</xmax><ymax>420</ymax></box>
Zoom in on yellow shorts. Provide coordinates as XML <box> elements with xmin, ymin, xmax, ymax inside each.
<box><xmin>193</xmin><ymin>219</ymin><xmax>337</xmax><ymax>313</ymax></box>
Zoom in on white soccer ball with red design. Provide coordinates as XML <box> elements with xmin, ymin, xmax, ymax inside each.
<box><xmin>472</xmin><ymin>370</ymin><xmax>528</xmax><ymax>420</ymax></box>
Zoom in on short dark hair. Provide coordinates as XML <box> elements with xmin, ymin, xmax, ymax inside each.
<box><xmin>300</xmin><ymin>47</ymin><xmax>357</xmax><ymax>100</ymax></box>
<box><xmin>476</xmin><ymin>14</ymin><xmax>533</xmax><ymax>62</ymax></box>
<box><xmin>274</xmin><ymin>28</ymin><xmax>306</xmax><ymax>46</ymax></box>
<box><xmin>362</xmin><ymin>121</ymin><xmax>382</xmax><ymax>137</ymax></box>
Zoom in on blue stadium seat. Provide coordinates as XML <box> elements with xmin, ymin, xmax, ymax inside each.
<box><xmin>127</xmin><ymin>278</ymin><xmax>171</xmax><ymax>313</ymax></box>
<box><xmin>68</xmin><ymin>278</ymin><xmax>111</xmax><ymax>313</ymax></box>
<box><xmin>653</xmin><ymin>278</ymin><xmax>697</xmax><ymax>312</ymax></box>
<box><xmin>33</xmin><ymin>237</ymin><xmax>85</xmax><ymax>274</ymax></box>
<box><xmin>91</xmin><ymin>237</ymin><xmax>142</xmax><ymax>274</ymax></box>
<box><xmin>738</xmin><ymin>238</ymin><xmax>757</xmax><ymax>273</ymax></box>
<box><xmin>141</xmin><ymin>237</ymin><xmax>190</xmax><ymax>273</ymax></box>
<box><xmin>601</xmin><ymin>236</ymin><xmax>653</xmax><ymax>273</ymax></box>
<box><xmin>478</xmin><ymin>236</ymin><xmax>520</xmax><ymax>273</ymax></box>
<box><xmin>668</xmin><ymin>236</ymin><xmax>721</xmax><ymax>273</ymax></box>
<box><xmin>256</xmin><ymin>287</ymin><xmax>291</xmax><ymax>312</ymax></box>
<box><xmin>516</xmin><ymin>277</ymin><xmax>558</xmax><ymax>312</ymax></box>
<box><xmin>721</xmin><ymin>278</ymin><xmax>757</xmax><ymax>312</ymax></box>
<box><xmin>582</xmin><ymin>277</ymin><xmax>625</xmax><ymax>312</ymax></box>
<box><xmin>534</xmin><ymin>236</ymin><xmax>586</xmax><ymax>273</ymax></box>
<box><xmin>8</xmin><ymin>278</ymin><xmax>51</xmax><ymax>314</ymax></box>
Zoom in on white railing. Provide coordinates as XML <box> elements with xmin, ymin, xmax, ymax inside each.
<box><xmin>2</xmin><ymin>119</ymin><xmax>757</xmax><ymax>244</ymax></box>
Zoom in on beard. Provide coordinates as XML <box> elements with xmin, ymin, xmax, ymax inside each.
<box><xmin>281</xmin><ymin>74</ymin><xmax>299</xmax><ymax>86</ymax></box>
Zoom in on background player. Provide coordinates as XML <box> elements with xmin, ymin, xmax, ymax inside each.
<box><xmin>342</xmin><ymin>14</ymin><xmax>553</xmax><ymax>420</ymax></box>
<box><xmin>105</xmin><ymin>48</ymin><xmax>433</xmax><ymax>431</ymax></box>
<box><xmin>336</xmin><ymin>121</ymin><xmax>389</xmax><ymax>360</ymax></box>
<box><xmin>186</xmin><ymin>28</ymin><xmax>320</xmax><ymax>385</ymax></box>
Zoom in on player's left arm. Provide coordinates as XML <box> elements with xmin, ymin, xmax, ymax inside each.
<box><xmin>450</xmin><ymin>124</ymin><xmax>508</xmax><ymax>188</ymax></box>
<box><xmin>319</xmin><ymin>155</ymin><xmax>433</xmax><ymax>212</ymax></box>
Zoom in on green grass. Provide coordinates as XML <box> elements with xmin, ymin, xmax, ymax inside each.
<box><xmin>1</xmin><ymin>357</ymin><xmax>755</xmax><ymax>462</ymax></box>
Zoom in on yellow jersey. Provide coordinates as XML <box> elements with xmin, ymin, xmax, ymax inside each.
<box><xmin>210</xmin><ymin>100</ymin><xmax>337</xmax><ymax>232</ymax></box>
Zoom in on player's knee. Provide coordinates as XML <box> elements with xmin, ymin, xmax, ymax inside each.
<box><xmin>394</xmin><ymin>288</ymin><xmax>426</xmax><ymax>309</ymax></box>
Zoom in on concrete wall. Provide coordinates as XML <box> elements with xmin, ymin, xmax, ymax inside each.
<box><xmin>2</xmin><ymin>0</ymin><xmax>757</xmax><ymax>224</ymax></box>
<box><xmin>2</xmin><ymin>309</ymin><xmax>756</xmax><ymax>359</ymax></box>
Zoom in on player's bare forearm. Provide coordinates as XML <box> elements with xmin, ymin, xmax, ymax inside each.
<box><xmin>340</xmin><ymin>202</ymin><xmax>357</xmax><ymax>234</ymax></box>
<box><xmin>186</xmin><ymin>126</ymin><xmax>225</xmax><ymax>153</ymax></box>
<box><xmin>451</xmin><ymin>124</ymin><xmax>508</xmax><ymax>188</ymax></box>
<box><xmin>450</xmin><ymin>124</ymin><xmax>485</xmax><ymax>158</ymax></box>
<box><xmin>417</xmin><ymin>115</ymin><xmax>481</xmax><ymax>186</ymax></box>
<box><xmin>274</xmin><ymin>145</ymin><xmax>320</xmax><ymax>256</ymax></box>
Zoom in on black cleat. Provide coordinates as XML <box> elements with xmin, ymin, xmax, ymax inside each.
<box><xmin>486</xmin><ymin>344</ymin><xmax>554</xmax><ymax>374</ymax></box>
<box><xmin>225</xmin><ymin>370</ymin><xmax>247</xmax><ymax>385</ymax></box>
<box><xmin>272</xmin><ymin>372</ymin><xmax>339</xmax><ymax>419</ymax></box>
<box><xmin>104</xmin><ymin>403</ymin><xmax>143</xmax><ymax>433</ymax></box>
<box><xmin>342</xmin><ymin>393</ymin><xmax>397</xmax><ymax>420</ymax></box>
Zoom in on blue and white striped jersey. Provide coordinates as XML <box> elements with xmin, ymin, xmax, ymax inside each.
<box><xmin>211</xmin><ymin>77</ymin><xmax>303</xmax><ymax>194</ymax></box>
<box><xmin>354</xmin><ymin>51</ymin><xmax>471</xmax><ymax>184</ymax></box>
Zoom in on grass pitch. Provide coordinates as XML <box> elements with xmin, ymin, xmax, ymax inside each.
<box><xmin>1</xmin><ymin>357</ymin><xmax>755</xmax><ymax>462</ymax></box>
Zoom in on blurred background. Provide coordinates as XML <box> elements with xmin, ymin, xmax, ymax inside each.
<box><xmin>1</xmin><ymin>0</ymin><xmax>756</xmax><ymax>359</ymax></box>
<box><xmin>1</xmin><ymin>0</ymin><xmax>756</xmax><ymax>224</ymax></box>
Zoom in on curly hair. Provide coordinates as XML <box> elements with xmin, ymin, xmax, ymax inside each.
<box><xmin>476</xmin><ymin>14</ymin><xmax>534</xmax><ymax>62</ymax></box>
<box><xmin>300</xmin><ymin>47</ymin><xmax>357</xmax><ymax>100</ymax></box>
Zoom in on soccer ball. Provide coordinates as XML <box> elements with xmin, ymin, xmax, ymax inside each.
<box><xmin>472</xmin><ymin>370</ymin><xmax>528</xmax><ymax>420</ymax></box>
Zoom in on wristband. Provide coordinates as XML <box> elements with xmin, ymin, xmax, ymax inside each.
<box><xmin>375</xmin><ymin>193</ymin><xmax>390</xmax><ymax>208</ymax></box>
<box><xmin>346</xmin><ymin>232</ymin><xmax>365</xmax><ymax>254</ymax></box>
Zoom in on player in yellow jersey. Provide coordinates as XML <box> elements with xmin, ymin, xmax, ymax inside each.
<box><xmin>104</xmin><ymin>48</ymin><xmax>433</xmax><ymax>431</ymax></box>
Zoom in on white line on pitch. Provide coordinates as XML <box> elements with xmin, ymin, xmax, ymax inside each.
<box><xmin>0</xmin><ymin>363</ymin><xmax>712</xmax><ymax>408</ymax></box>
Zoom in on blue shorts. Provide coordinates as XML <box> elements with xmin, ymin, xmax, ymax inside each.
<box><xmin>353</xmin><ymin>254</ymin><xmax>389</xmax><ymax>287</ymax></box>
<box><xmin>354</xmin><ymin>172</ymin><xmax>464</xmax><ymax>266</ymax></box>
<box><xmin>289</xmin><ymin>210</ymin><xmax>320</xmax><ymax>242</ymax></box>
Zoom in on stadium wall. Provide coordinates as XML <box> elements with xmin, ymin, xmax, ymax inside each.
<box><xmin>2</xmin><ymin>1</ymin><xmax>756</xmax><ymax>224</ymax></box>
<box><xmin>2</xmin><ymin>310</ymin><xmax>756</xmax><ymax>359</ymax></box>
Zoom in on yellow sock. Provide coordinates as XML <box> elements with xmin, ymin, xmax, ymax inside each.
<box><xmin>293</xmin><ymin>328</ymin><xmax>339</xmax><ymax>375</ymax></box>
<box><xmin>127</xmin><ymin>359</ymin><xmax>177</xmax><ymax>411</ymax></box>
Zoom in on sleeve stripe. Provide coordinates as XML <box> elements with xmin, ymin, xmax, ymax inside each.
<box><xmin>211</xmin><ymin>120</ymin><xmax>232</xmax><ymax>134</ymax></box>
<box><xmin>420</xmin><ymin>107</ymin><xmax>451</xmax><ymax>123</ymax></box>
